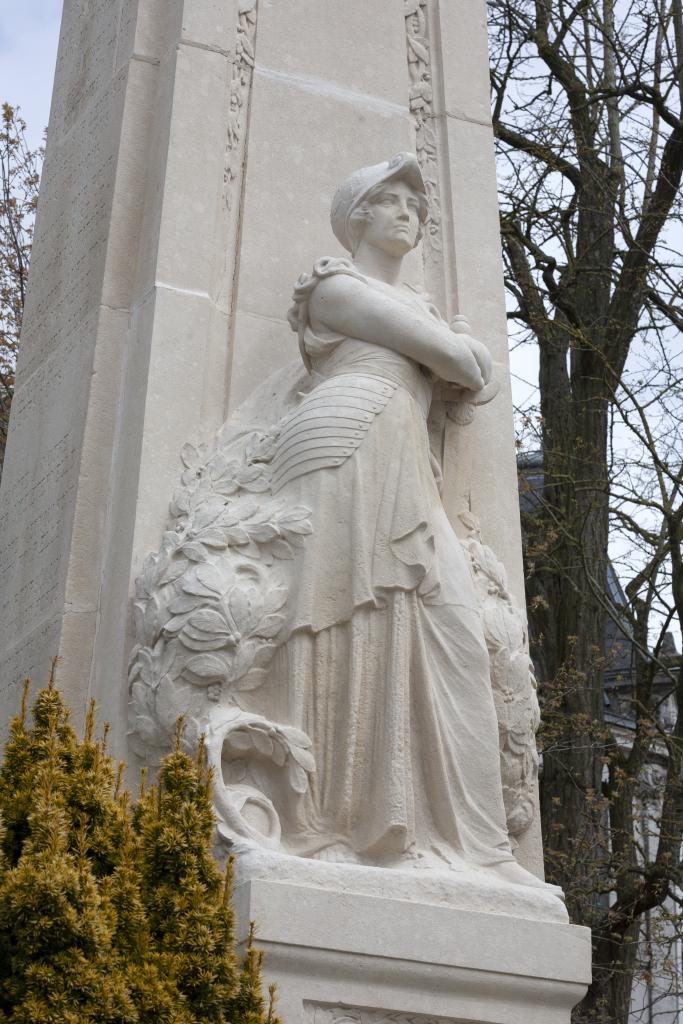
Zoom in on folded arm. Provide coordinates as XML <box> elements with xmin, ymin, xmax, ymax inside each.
<box><xmin>308</xmin><ymin>274</ymin><xmax>485</xmax><ymax>390</ymax></box>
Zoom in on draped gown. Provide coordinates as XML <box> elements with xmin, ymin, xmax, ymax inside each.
<box><xmin>249</xmin><ymin>258</ymin><xmax>516</xmax><ymax>871</ymax></box>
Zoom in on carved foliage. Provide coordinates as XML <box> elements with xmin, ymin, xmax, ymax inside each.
<box><xmin>459</xmin><ymin>511</ymin><xmax>541</xmax><ymax>839</ymax></box>
<box><xmin>128</xmin><ymin>424</ymin><xmax>315</xmax><ymax>844</ymax></box>
<box><xmin>226</xmin><ymin>0</ymin><xmax>259</xmax><ymax>208</ymax></box>
<box><xmin>404</xmin><ymin>0</ymin><xmax>441</xmax><ymax>263</ymax></box>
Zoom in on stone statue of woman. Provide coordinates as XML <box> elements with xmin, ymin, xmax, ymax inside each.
<box><xmin>130</xmin><ymin>153</ymin><xmax>546</xmax><ymax>891</ymax></box>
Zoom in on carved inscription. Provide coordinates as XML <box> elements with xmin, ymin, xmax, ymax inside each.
<box><xmin>404</xmin><ymin>0</ymin><xmax>441</xmax><ymax>265</ymax></box>
<box><xmin>50</xmin><ymin>0</ymin><xmax>122</xmax><ymax>134</ymax></box>
<box><xmin>304</xmin><ymin>1004</ymin><xmax>462</xmax><ymax>1024</ymax></box>
<box><xmin>0</xmin><ymin>618</ymin><xmax>61</xmax><ymax>707</ymax></box>
<box><xmin>0</xmin><ymin>327</ymin><xmax>93</xmax><ymax>655</ymax></box>
<box><xmin>19</xmin><ymin>73</ymin><xmax>126</xmax><ymax>380</ymax></box>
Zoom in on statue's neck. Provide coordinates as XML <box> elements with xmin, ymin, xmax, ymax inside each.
<box><xmin>353</xmin><ymin>243</ymin><xmax>403</xmax><ymax>286</ymax></box>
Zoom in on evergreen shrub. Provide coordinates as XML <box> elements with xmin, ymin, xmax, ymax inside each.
<box><xmin>0</xmin><ymin>672</ymin><xmax>279</xmax><ymax>1024</ymax></box>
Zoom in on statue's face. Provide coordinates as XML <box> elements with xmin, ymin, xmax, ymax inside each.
<box><xmin>363</xmin><ymin>180</ymin><xmax>422</xmax><ymax>257</ymax></box>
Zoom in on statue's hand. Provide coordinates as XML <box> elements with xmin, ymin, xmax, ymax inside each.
<box><xmin>450</xmin><ymin>315</ymin><xmax>492</xmax><ymax>386</ymax></box>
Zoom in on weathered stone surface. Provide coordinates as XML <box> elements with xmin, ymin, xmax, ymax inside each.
<box><xmin>0</xmin><ymin>2</ymin><xmax>591</xmax><ymax>1017</ymax></box>
<box><xmin>234</xmin><ymin>872</ymin><xmax>591</xmax><ymax>1024</ymax></box>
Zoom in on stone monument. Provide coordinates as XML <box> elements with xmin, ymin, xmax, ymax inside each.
<box><xmin>0</xmin><ymin>1</ymin><xmax>591</xmax><ymax>1020</ymax></box>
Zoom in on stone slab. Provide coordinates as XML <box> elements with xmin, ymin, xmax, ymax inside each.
<box><xmin>234</xmin><ymin>876</ymin><xmax>591</xmax><ymax>1024</ymax></box>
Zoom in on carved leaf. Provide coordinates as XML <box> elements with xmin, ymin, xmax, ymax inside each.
<box><xmin>141</xmin><ymin>554</ymin><xmax>160</xmax><ymax>596</ymax></box>
<box><xmin>159</xmin><ymin>642</ymin><xmax>176</xmax><ymax>677</ymax></box>
<box><xmin>291</xmin><ymin>745</ymin><xmax>316</xmax><ymax>773</ymax></box>
<box><xmin>262</xmin><ymin>588</ymin><xmax>287</xmax><ymax>615</ymax></box>
<box><xmin>214</xmin><ymin>477</ymin><xmax>240</xmax><ymax>497</ymax></box>
<box><xmin>270</xmin><ymin>539</ymin><xmax>294</xmax><ymax>560</ymax></box>
<box><xmin>226</xmin><ymin>639</ymin><xmax>258</xmax><ymax>681</ymax></box>
<box><xmin>242</xmin><ymin>539</ymin><xmax>264</xmax><ymax>560</ymax></box>
<box><xmin>271</xmin><ymin>740</ymin><xmax>286</xmax><ymax>767</ymax></box>
<box><xmin>171</xmin><ymin>488</ymin><xmax>191</xmax><ymax>515</ymax></box>
<box><xmin>279</xmin><ymin>724</ymin><xmax>313</xmax><ymax>749</ymax></box>
<box><xmin>182</xmin><ymin>541</ymin><xmax>210</xmax><ymax>562</ymax></box>
<box><xmin>280</xmin><ymin>531</ymin><xmax>306</xmax><ymax>549</ymax></box>
<box><xmin>239</xmin><ymin>34</ymin><xmax>255</xmax><ymax>63</ymax></box>
<box><xmin>164</xmin><ymin>614</ymin><xmax>191</xmax><ymax>635</ymax></box>
<box><xmin>199</xmin><ymin>529</ymin><xmax>230</xmax><ymax>549</ymax></box>
<box><xmin>459</xmin><ymin>509</ymin><xmax>479</xmax><ymax>534</ymax></box>
<box><xmin>187</xmin><ymin>608</ymin><xmax>230</xmax><ymax>634</ymax></box>
<box><xmin>255</xmin><ymin>613</ymin><xmax>285</xmax><ymax>640</ymax></box>
<box><xmin>181</xmin><ymin>443</ymin><xmax>202</xmax><ymax>470</ymax></box>
<box><xmin>225</xmin><ymin>526</ymin><xmax>250</xmax><ymax>545</ymax></box>
<box><xmin>245</xmin><ymin>431</ymin><xmax>276</xmax><ymax>463</ymax></box>
<box><xmin>227</xmin><ymin>730</ymin><xmax>252</xmax><ymax>751</ymax></box>
<box><xmin>407</xmin><ymin>36</ymin><xmax>429</xmax><ymax>64</ymax></box>
<box><xmin>195</xmin><ymin>564</ymin><xmax>226</xmax><ymax>594</ymax></box>
<box><xmin>236</xmin><ymin>465</ymin><xmax>261</xmax><ymax>484</ymax></box>
<box><xmin>247</xmin><ymin>522</ymin><xmax>278</xmax><ymax>543</ymax></box>
<box><xmin>182</xmin><ymin>633</ymin><xmax>234</xmax><ymax>653</ymax></box>
<box><xmin>168</xmin><ymin>594</ymin><xmax>203</xmax><ymax>615</ymax></box>
<box><xmin>239</xmin><ymin>476</ymin><xmax>270</xmax><ymax>494</ymax></box>
<box><xmin>288</xmin><ymin>762</ymin><xmax>309</xmax><ymax>794</ymax></box>
<box><xmin>278</xmin><ymin>508</ymin><xmax>313</xmax><ymax>534</ymax></box>
<box><xmin>185</xmin><ymin>653</ymin><xmax>229</xmax><ymax>679</ymax></box>
<box><xmin>128</xmin><ymin>645</ymin><xmax>142</xmax><ymax>682</ymax></box>
<box><xmin>157</xmin><ymin>558</ymin><xmax>189</xmax><ymax>586</ymax></box>
<box><xmin>252</xmin><ymin>731</ymin><xmax>274</xmax><ymax>757</ymax></box>
<box><xmin>144</xmin><ymin>597</ymin><xmax>162</xmax><ymax>644</ymax></box>
<box><xmin>228</xmin><ymin>587</ymin><xmax>261</xmax><ymax>634</ymax></box>
<box><xmin>129</xmin><ymin>684</ymin><xmax>149</xmax><ymax>722</ymax></box>
<box><xmin>221</xmin><ymin>495</ymin><xmax>257</xmax><ymax>525</ymax></box>
<box><xmin>132</xmin><ymin>715</ymin><xmax>159</xmax><ymax>745</ymax></box>
<box><xmin>133</xmin><ymin>604</ymin><xmax>146</xmax><ymax>642</ymax></box>
<box><xmin>193</xmin><ymin>507</ymin><xmax>220</xmax><ymax>533</ymax></box>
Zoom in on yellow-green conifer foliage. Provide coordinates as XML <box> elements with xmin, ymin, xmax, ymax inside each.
<box><xmin>0</xmin><ymin>679</ymin><xmax>279</xmax><ymax>1024</ymax></box>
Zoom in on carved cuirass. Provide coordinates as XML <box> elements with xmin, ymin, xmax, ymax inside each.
<box><xmin>271</xmin><ymin>373</ymin><xmax>397</xmax><ymax>492</ymax></box>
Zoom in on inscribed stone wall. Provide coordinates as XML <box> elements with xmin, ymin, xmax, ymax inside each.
<box><xmin>0</xmin><ymin>0</ymin><xmax>170</xmax><ymax>727</ymax></box>
<box><xmin>0</xmin><ymin>2</ymin><xmax>130</xmax><ymax>718</ymax></box>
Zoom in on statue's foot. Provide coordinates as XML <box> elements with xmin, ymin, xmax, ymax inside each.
<box><xmin>312</xmin><ymin>842</ymin><xmax>361</xmax><ymax>864</ymax></box>
<box><xmin>484</xmin><ymin>859</ymin><xmax>564</xmax><ymax>896</ymax></box>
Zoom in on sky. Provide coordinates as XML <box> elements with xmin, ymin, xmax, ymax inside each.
<box><xmin>0</xmin><ymin>0</ymin><xmax>63</xmax><ymax>150</ymax></box>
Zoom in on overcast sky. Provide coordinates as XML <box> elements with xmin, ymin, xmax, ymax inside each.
<box><xmin>0</xmin><ymin>0</ymin><xmax>62</xmax><ymax>149</ymax></box>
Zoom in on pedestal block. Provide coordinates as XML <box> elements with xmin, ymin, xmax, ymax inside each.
<box><xmin>233</xmin><ymin>853</ymin><xmax>591</xmax><ymax>1023</ymax></box>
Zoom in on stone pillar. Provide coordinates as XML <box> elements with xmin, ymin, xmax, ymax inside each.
<box><xmin>0</xmin><ymin>1</ymin><xmax>591</xmax><ymax>1018</ymax></box>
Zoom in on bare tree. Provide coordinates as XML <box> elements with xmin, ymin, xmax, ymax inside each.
<box><xmin>489</xmin><ymin>2</ymin><xmax>683</xmax><ymax>1020</ymax></box>
<box><xmin>0</xmin><ymin>104</ymin><xmax>42</xmax><ymax>477</ymax></box>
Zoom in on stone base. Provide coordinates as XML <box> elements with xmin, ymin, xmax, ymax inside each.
<box><xmin>233</xmin><ymin>849</ymin><xmax>591</xmax><ymax>1024</ymax></box>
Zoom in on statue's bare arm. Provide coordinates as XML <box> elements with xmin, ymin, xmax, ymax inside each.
<box><xmin>308</xmin><ymin>274</ymin><xmax>485</xmax><ymax>390</ymax></box>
